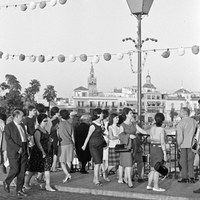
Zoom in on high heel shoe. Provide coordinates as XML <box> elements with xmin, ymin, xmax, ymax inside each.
<box><xmin>102</xmin><ymin>171</ymin><xmax>110</xmax><ymax>182</ymax></box>
<box><xmin>63</xmin><ymin>174</ymin><xmax>72</xmax><ymax>183</ymax></box>
<box><xmin>45</xmin><ymin>186</ymin><xmax>56</xmax><ymax>192</ymax></box>
<box><xmin>127</xmin><ymin>181</ymin><xmax>134</xmax><ymax>188</ymax></box>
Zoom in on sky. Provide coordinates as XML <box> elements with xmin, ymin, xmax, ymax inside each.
<box><xmin>0</xmin><ymin>0</ymin><xmax>199</xmax><ymax>98</ymax></box>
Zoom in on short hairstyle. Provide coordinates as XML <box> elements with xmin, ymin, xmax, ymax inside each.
<box><xmin>92</xmin><ymin>108</ymin><xmax>102</xmax><ymax>120</ymax></box>
<box><xmin>102</xmin><ymin>109</ymin><xmax>109</xmax><ymax>119</ymax></box>
<box><xmin>60</xmin><ymin>109</ymin><xmax>69</xmax><ymax>120</ymax></box>
<box><xmin>37</xmin><ymin>113</ymin><xmax>47</xmax><ymax>124</ymax></box>
<box><xmin>50</xmin><ymin>107</ymin><xmax>59</xmax><ymax>117</ymax></box>
<box><xmin>12</xmin><ymin>108</ymin><xmax>24</xmax><ymax>118</ymax></box>
<box><xmin>108</xmin><ymin>113</ymin><xmax>118</xmax><ymax>125</ymax></box>
<box><xmin>0</xmin><ymin>113</ymin><xmax>7</xmax><ymax>122</ymax></box>
<box><xmin>121</xmin><ymin>107</ymin><xmax>132</xmax><ymax>121</ymax></box>
<box><xmin>154</xmin><ymin>113</ymin><xmax>165</xmax><ymax>127</ymax></box>
<box><xmin>181</xmin><ymin>107</ymin><xmax>190</xmax><ymax>116</ymax></box>
<box><xmin>80</xmin><ymin>114</ymin><xmax>91</xmax><ymax>123</ymax></box>
<box><xmin>27</xmin><ymin>105</ymin><xmax>36</xmax><ymax>111</ymax></box>
<box><xmin>36</xmin><ymin>103</ymin><xmax>45</xmax><ymax>114</ymax></box>
<box><xmin>108</xmin><ymin>113</ymin><xmax>118</xmax><ymax>127</ymax></box>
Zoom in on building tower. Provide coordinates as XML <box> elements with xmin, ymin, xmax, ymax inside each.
<box><xmin>88</xmin><ymin>62</ymin><xmax>98</xmax><ymax>96</ymax></box>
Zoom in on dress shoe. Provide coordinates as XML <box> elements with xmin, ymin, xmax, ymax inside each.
<box><xmin>193</xmin><ymin>188</ymin><xmax>200</xmax><ymax>193</ymax></box>
<box><xmin>3</xmin><ymin>181</ymin><xmax>10</xmax><ymax>193</ymax></box>
<box><xmin>45</xmin><ymin>186</ymin><xmax>56</xmax><ymax>192</ymax></box>
<box><xmin>23</xmin><ymin>185</ymin><xmax>32</xmax><ymax>190</ymax></box>
<box><xmin>152</xmin><ymin>187</ymin><xmax>166</xmax><ymax>192</ymax></box>
<box><xmin>16</xmin><ymin>191</ymin><xmax>28</xmax><ymax>197</ymax></box>
<box><xmin>146</xmin><ymin>186</ymin><xmax>153</xmax><ymax>190</ymax></box>
<box><xmin>177</xmin><ymin>178</ymin><xmax>189</xmax><ymax>183</ymax></box>
<box><xmin>63</xmin><ymin>174</ymin><xmax>72</xmax><ymax>183</ymax></box>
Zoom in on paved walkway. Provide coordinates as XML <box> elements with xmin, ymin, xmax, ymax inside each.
<box><xmin>1</xmin><ymin>169</ymin><xmax>200</xmax><ymax>200</ymax></box>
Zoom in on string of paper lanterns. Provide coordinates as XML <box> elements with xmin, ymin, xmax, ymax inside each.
<box><xmin>0</xmin><ymin>0</ymin><xmax>67</xmax><ymax>11</ymax></box>
<box><xmin>0</xmin><ymin>45</ymin><xmax>199</xmax><ymax>63</ymax></box>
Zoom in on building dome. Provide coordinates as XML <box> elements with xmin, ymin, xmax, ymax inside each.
<box><xmin>143</xmin><ymin>74</ymin><xmax>156</xmax><ymax>91</ymax></box>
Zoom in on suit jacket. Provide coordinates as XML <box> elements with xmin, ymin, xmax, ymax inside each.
<box><xmin>4</xmin><ymin>121</ymin><xmax>27</xmax><ymax>159</ymax></box>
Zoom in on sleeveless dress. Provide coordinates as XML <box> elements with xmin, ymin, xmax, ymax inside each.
<box><xmin>89</xmin><ymin>123</ymin><xmax>105</xmax><ymax>164</ymax></box>
<box><xmin>27</xmin><ymin>129</ymin><xmax>53</xmax><ymax>172</ymax></box>
<box><xmin>119</xmin><ymin>122</ymin><xmax>136</xmax><ymax>167</ymax></box>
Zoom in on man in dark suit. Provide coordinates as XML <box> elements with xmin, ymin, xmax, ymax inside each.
<box><xmin>3</xmin><ymin>109</ymin><xmax>28</xmax><ymax>197</ymax></box>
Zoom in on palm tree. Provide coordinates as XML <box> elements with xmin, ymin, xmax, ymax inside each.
<box><xmin>29</xmin><ymin>79</ymin><xmax>41</xmax><ymax>102</ymax></box>
<box><xmin>22</xmin><ymin>88</ymin><xmax>33</xmax><ymax>107</ymax></box>
<box><xmin>43</xmin><ymin>85</ymin><xmax>57</xmax><ymax>108</ymax></box>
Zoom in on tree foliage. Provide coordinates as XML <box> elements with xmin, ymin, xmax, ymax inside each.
<box><xmin>0</xmin><ymin>74</ymin><xmax>23</xmax><ymax>115</ymax></box>
<box><xmin>43</xmin><ymin>85</ymin><xmax>57</xmax><ymax>107</ymax></box>
<box><xmin>23</xmin><ymin>79</ymin><xmax>41</xmax><ymax>105</ymax></box>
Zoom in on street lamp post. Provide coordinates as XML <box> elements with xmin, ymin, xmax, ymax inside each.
<box><xmin>125</xmin><ymin>0</ymin><xmax>154</xmax><ymax>126</ymax></box>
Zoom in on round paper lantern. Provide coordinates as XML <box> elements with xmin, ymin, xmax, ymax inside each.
<box><xmin>19</xmin><ymin>54</ymin><xmax>25</xmax><ymax>61</ymax></box>
<box><xmin>29</xmin><ymin>2</ymin><xmax>37</xmax><ymax>9</ymax></box>
<box><xmin>39</xmin><ymin>1</ymin><xmax>46</xmax><ymax>9</ymax></box>
<box><xmin>192</xmin><ymin>45</ymin><xmax>199</xmax><ymax>55</ymax></box>
<box><xmin>58</xmin><ymin>54</ymin><xmax>65</xmax><ymax>63</ymax></box>
<box><xmin>177</xmin><ymin>47</ymin><xmax>185</xmax><ymax>56</ymax></box>
<box><xmin>20</xmin><ymin>4</ymin><xmax>27</xmax><ymax>11</ymax></box>
<box><xmin>38</xmin><ymin>55</ymin><xmax>45</xmax><ymax>63</ymax></box>
<box><xmin>161</xmin><ymin>50</ymin><xmax>170</xmax><ymax>58</ymax></box>
<box><xmin>0</xmin><ymin>51</ymin><xmax>3</xmax><ymax>59</ymax></box>
<box><xmin>49</xmin><ymin>0</ymin><xmax>57</xmax><ymax>6</ymax></box>
<box><xmin>116</xmin><ymin>53</ymin><xmax>124</xmax><ymax>60</ymax></box>
<box><xmin>69</xmin><ymin>55</ymin><xmax>76</xmax><ymax>62</ymax></box>
<box><xmin>103</xmin><ymin>53</ymin><xmax>111</xmax><ymax>61</ymax></box>
<box><xmin>29</xmin><ymin>55</ymin><xmax>36</xmax><ymax>62</ymax></box>
<box><xmin>2</xmin><ymin>53</ymin><xmax>9</xmax><ymax>60</ymax></box>
<box><xmin>46</xmin><ymin>55</ymin><xmax>53</xmax><ymax>62</ymax></box>
<box><xmin>80</xmin><ymin>54</ymin><xmax>87</xmax><ymax>62</ymax></box>
<box><xmin>92</xmin><ymin>55</ymin><xmax>100</xmax><ymax>64</ymax></box>
<box><xmin>59</xmin><ymin>0</ymin><xmax>67</xmax><ymax>5</ymax></box>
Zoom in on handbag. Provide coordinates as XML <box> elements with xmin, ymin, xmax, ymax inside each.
<box><xmin>114</xmin><ymin>144</ymin><xmax>131</xmax><ymax>152</ymax></box>
<box><xmin>154</xmin><ymin>160</ymin><xmax>168</xmax><ymax>176</ymax></box>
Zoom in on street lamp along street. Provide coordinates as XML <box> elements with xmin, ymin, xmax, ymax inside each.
<box><xmin>126</xmin><ymin>0</ymin><xmax>154</xmax><ymax>126</ymax></box>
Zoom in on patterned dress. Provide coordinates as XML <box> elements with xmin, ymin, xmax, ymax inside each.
<box><xmin>27</xmin><ymin>128</ymin><xmax>53</xmax><ymax>172</ymax></box>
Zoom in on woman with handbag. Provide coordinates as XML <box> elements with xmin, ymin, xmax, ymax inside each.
<box><xmin>118</xmin><ymin>107</ymin><xmax>136</xmax><ymax>188</ymax></box>
<box><xmin>82</xmin><ymin>108</ymin><xmax>110</xmax><ymax>186</ymax></box>
<box><xmin>146</xmin><ymin>112</ymin><xmax>167</xmax><ymax>192</ymax></box>
<box><xmin>25</xmin><ymin>113</ymin><xmax>55</xmax><ymax>191</ymax></box>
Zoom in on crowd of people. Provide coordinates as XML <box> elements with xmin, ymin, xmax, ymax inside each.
<box><xmin>0</xmin><ymin>104</ymin><xmax>200</xmax><ymax>197</ymax></box>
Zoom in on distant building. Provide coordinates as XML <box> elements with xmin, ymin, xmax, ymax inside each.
<box><xmin>88</xmin><ymin>62</ymin><xmax>98</xmax><ymax>97</ymax></box>
<box><xmin>142</xmin><ymin>74</ymin><xmax>165</xmax><ymax>122</ymax></box>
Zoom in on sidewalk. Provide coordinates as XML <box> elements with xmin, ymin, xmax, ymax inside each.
<box><xmin>1</xmin><ymin>169</ymin><xmax>200</xmax><ymax>200</ymax></box>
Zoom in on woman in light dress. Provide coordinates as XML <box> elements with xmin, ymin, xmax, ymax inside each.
<box><xmin>57</xmin><ymin>109</ymin><xmax>74</xmax><ymax>183</ymax></box>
